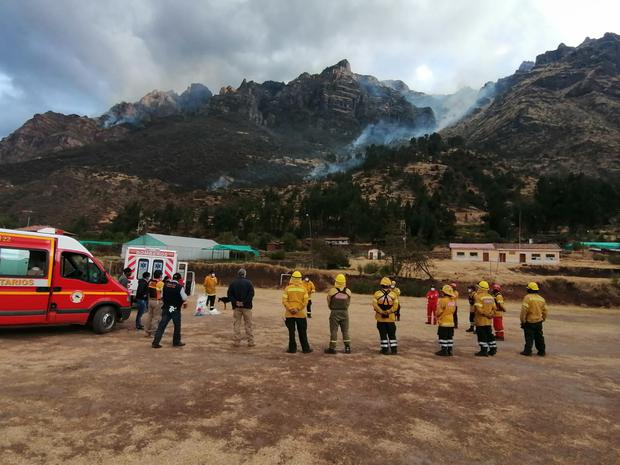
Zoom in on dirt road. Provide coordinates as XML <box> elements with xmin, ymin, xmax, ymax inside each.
<box><xmin>1</xmin><ymin>288</ymin><xmax>619</xmax><ymax>465</ymax></box>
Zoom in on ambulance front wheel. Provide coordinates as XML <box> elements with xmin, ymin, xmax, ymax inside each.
<box><xmin>92</xmin><ymin>306</ymin><xmax>117</xmax><ymax>334</ymax></box>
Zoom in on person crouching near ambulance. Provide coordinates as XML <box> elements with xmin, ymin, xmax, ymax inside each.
<box><xmin>435</xmin><ymin>285</ymin><xmax>457</xmax><ymax>356</ymax></box>
<box><xmin>373</xmin><ymin>277</ymin><xmax>399</xmax><ymax>355</ymax></box>
<box><xmin>473</xmin><ymin>281</ymin><xmax>497</xmax><ymax>356</ymax></box>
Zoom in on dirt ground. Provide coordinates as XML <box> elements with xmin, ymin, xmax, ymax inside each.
<box><xmin>1</xmin><ymin>287</ymin><xmax>619</xmax><ymax>465</ymax></box>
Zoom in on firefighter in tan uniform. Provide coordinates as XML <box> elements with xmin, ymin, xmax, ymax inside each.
<box><xmin>520</xmin><ymin>282</ymin><xmax>548</xmax><ymax>356</ymax></box>
<box><xmin>473</xmin><ymin>281</ymin><xmax>497</xmax><ymax>356</ymax></box>
<box><xmin>324</xmin><ymin>274</ymin><xmax>352</xmax><ymax>354</ymax></box>
<box><xmin>435</xmin><ymin>285</ymin><xmax>457</xmax><ymax>356</ymax></box>
<box><xmin>372</xmin><ymin>277</ymin><xmax>399</xmax><ymax>355</ymax></box>
<box><xmin>282</xmin><ymin>271</ymin><xmax>312</xmax><ymax>353</ymax></box>
<box><xmin>490</xmin><ymin>283</ymin><xmax>506</xmax><ymax>340</ymax></box>
<box><xmin>144</xmin><ymin>270</ymin><xmax>164</xmax><ymax>337</ymax></box>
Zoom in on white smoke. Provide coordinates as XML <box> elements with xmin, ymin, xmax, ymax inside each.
<box><xmin>351</xmin><ymin>120</ymin><xmax>433</xmax><ymax>148</ymax></box>
<box><xmin>210</xmin><ymin>175</ymin><xmax>234</xmax><ymax>190</ymax></box>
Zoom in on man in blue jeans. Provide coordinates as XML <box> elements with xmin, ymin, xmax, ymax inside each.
<box><xmin>135</xmin><ymin>271</ymin><xmax>150</xmax><ymax>330</ymax></box>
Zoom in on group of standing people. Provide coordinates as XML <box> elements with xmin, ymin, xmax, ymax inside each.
<box><xmin>120</xmin><ymin>267</ymin><xmax>548</xmax><ymax>358</ymax></box>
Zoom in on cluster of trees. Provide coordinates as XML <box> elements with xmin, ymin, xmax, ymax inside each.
<box><xmin>64</xmin><ymin>133</ymin><xmax>618</xmax><ymax>247</ymax></box>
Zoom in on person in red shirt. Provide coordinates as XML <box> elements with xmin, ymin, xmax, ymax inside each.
<box><xmin>426</xmin><ymin>286</ymin><xmax>439</xmax><ymax>325</ymax></box>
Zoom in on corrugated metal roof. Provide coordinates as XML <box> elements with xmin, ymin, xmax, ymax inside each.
<box><xmin>125</xmin><ymin>233</ymin><xmax>218</xmax><ymax>249</ymax></box>
<box><xmin>449</xmin><ymin>243</ymin><xmax>495</xmax><ymax>250</ymax></box>
<box><xmin>494</xmin><ymin>243</ymin><xmax>561</xmax><ymax>251</ymax></box>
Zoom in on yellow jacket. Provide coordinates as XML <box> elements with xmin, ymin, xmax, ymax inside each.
<box><xmin>474</xmin><ymin>291</ymin><xmax>496</xmax><ymax>326</ymax></box>
<box><xmin>520</xmin><ymin>294</ymin><xmax>547</xmax><ymax>323</ymax></box>
<box><xmin>436</xmin><ymin>296</ymin><xmax>456</xmax><ymax>327</ymax></box>
<box><xmin>302</xmin><ymin>280</ymin><xmax>316</xmax><ymax>298</ymax></box>
<box><xmin>204</xmin><ymin>276</ymin><xmax>218</xmax><ymax>295</ymax></box>
<box><xmin>372</xmin><ymin>289</ymin><xmax>399</xmax><ymax>322</ymax></box>
<box><xmin>493</xmin><ymin>292</ymin><xmax>507</xmax><ymax>315</ymax></box>
<box><xmin>282</xmin><ymin>278</ymin><xmax>309</xmax><ymax>318</ymax></box>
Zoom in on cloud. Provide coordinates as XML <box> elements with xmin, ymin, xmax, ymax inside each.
<box><xmin>0</xmin><ymin>0</ymin><xmax>619</xmax><ymax>137</ymax></box>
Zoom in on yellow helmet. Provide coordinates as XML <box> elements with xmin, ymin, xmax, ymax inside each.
<box><xmin>527</xmin><ymin>282</ymin><xmax>539</xmax><ymax>291</ymax></box>
<box><xmin>291</xmin><ymin>271</ymin><xmax>302</xmax><ymax>278</ymax></box>
<box><xmin>380</xmin><ymin>277</ymin><xmax>392</xmax><ymax>287</ymax></box>
<box><xmin>478</xmin><ymin>280</ymin><xmax>490</xmax><ymax>290</ymax></box>
<box><xmin>335</xmin><ymin>273</ymin><xmax>346</xmax><ymax>285</ymax></box>
<box><xmin>442</xmin><ymin>284</ymin><xmax>455</xmax><ymax>296</ymax></box>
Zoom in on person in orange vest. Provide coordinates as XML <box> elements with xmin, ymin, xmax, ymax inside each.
<box><xmin>473</xmin><ymin>281</ymin><xmax>497</xmax><ymax>356</ymax></box>
<box><xmin>373</xmin><ymin>277</ymin><xmax>399</xmax><ymax>354</ymax></box>
<box><xmin>302</xmin><ymin>275</ymin><xmax>316</xmax><ymax>319</ymax></box>
<box><xmin>490</xmin><ymin>283</ymin><xmax>507</xmax><ymax>340</ymax></box>
<box><xmin>203</xmin><ymin>270</ymin><xmax>218</xmax><ymax>313</ymax></box>
<box><xmin>520</xmin><ymin>282</ymin><xmax>548</xmax><ymax>356</ymax></box>
<box><xmin>282</xmin><ymin>271</ymin><xmax>312</xmax><ymax>353</ymax></box>
<box><xmin>435</xmin><ymin>284</ymin><xmax>457</xmax><ymax>356</ymax></box>
<box><xmin>450</xmin><ymin>282</ymin><xmax>459</xmax><ymax>329</ymax></box>
<box><xmin>425</xmin><ymin>286</ymin><xmax>439</xmax><ymax>324</ymax></box>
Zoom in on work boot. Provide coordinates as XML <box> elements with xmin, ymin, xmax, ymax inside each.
<box><xmin>380</xmin><ymin>348</ymin><xmax>389</xmax><ymax>355</ymax></box>
<box><xmin>488</xmin><ymin>347</ymin><xmax>497</xmax><ymax>356</ymax></box>
<box><xmin>344</xmin><ymin>346</ymin><xmax>351</xmax><ymax>354</ymax></box>
<box><xmin>286</xmin><ymin>348</ymin><xmax>297</xmax><ymax>354</ymax></box>
<box><xmin>537</xmin><ymin>352</ymin><xmax>546</xmax><ymax>357</ymax></box>
<box><xmin>466</xmin><ymin>326</ymin><xmax>474</xmax><ymax>332</ymax></box>
<box><xmin>435</xmin><ymin>348</ymin><xmax>449</xmax><ymax>356</ymax></box>
<box><xmin>324</xmin><ymin>347</ymin><xmax>337</xmax><ymax>354</ymax></box>
<box><xmin>302</xmin><ymin>348</ymin><xmax>313</xmax><ymax>354</ymax></box>
<box><xmin>475</xmin><ymin>348</ymin><xmax>488</xmax><ymax>357</ymax></box>
<box><xmin>425</xmin><ymin>321</ymin><xmax>431</xmax><ymax>325</ymax></box>
<box><xmin>447</xmin><ymin>347</ymin><xmax>453</xmax><ymax>356</ymax></box>
<box><xmin>152</xmin><ymin>343</ymin><xmax>162</xmax><ymax>349</ymax></box>
<box><xmin>173</xmin><ymin>342</ymin><xmax>186</xmax><ymax>347</ymax></box>
<box><xmin>520</xmin><ymin>350</ymin><xmax>532</xmax><ymax>356</ymax></box>
<box><xmin>390</xmin><ymin>347</ymin><xmax>398</xmax><ymax>355</ymax></box>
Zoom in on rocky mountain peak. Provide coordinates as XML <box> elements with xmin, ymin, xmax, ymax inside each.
<box><xmin>320</xmin><ymin>59</ymin><xmax>352</xmax><ymax>79</ymax></box>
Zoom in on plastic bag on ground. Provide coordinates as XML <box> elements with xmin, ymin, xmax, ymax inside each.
<box><xmin>194</xmin><ymin>295</ymin><xmax>207</xmax><ymax>316</ymax></box>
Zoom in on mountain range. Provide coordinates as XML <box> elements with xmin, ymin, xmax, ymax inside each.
<box><xmin>0</xmin><ymin>32</ymin><xmax>618</xmax><ymax>227</ymax></box>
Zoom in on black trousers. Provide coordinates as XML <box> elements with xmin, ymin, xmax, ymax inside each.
<box><xmin>523</xmin><ymin>321</ymin><xmax>545</xmax><ymax>354</ymax></box>
<box><xmin>206</xmin><ymin>295</ymin><xmax>216</xmax><ymax>309</ymax></box>
<box><xmin>285</xmin><ymin>318</ymin><xmax>310</xmax><ymax>352</ymax></box>
<box><xmin>453</xmin><ymin>307</ymin><xmax>458</xmax><ymax>328</ymax></box>
<box><xmin>377</xmin><ymin>322</ymin><xmax>397</xmax><ymax>349</ymax></box>
<box><xmin>476</xmin><ymin>325</ymin><xmax>495</xmax><ymax>349</ymax></box>
<box><xmin>437</xmin><ymin>326</ymin><xmax>454</xmax><ymax>348</ymax></box>
<box><xmin>153</xmin><ymin>306</ymin><xmax>182</xmax><ymax>345</ymax></box>
<box><xmin>469</xmin><ymin>312</ymin><xmax>475</xmax><ymax>324</ymax></box>
<box><xmin>306</xmin><ymin>300</ymin><xmax>312</xmax><ymax>315</ymax></box>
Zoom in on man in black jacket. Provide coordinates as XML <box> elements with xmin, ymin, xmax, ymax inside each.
<box><xmin>152</xmin><ymin>273</ymin><xmax>188</xmax><ymax>348</ymax></box>
<box><xmin>227</xmin><ymin>268</ymin><xmax>255</xmax><ymax>347</ymax></box>
<box><xmin>135</xmin><ymin>272</ymin><xmax>150</xmax><ymax>330</ymax></box>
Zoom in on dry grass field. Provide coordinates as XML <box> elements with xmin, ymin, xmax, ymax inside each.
<box><xmin>1</xmin><ymin>287</ymin><xmax>619</xmax><ymax>465</ymax></box>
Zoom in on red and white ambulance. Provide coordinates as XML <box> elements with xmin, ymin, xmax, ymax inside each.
<box><xmin>0</xmin><ymin>228</ymin><xmax>131</xmax><ymax>333</ymax></box>
<box><xmin>123</xmin><ymin>246</ymin><xmax>195</xmax><ymax>295</ymax></box>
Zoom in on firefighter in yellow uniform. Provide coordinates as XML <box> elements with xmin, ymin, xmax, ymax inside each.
<box><xmin>391</xmin><ymin>280</ymin><xmax>402</xmax><ymax>321</ymax></box>
<box><xmin>435</xmin><ymin>284</ymin><xmax>457</xmax><ymax>356</ymax></box>
<box><xmin>520</xmin><ymin>282</ymin><xmax>548</xmax><ymax>356</ymax></box>
<box><xmin>282</xmin><ymin>271</ymin><xmax>312</xmax><ymax>353</ymax></box>
<box><xmin>473</xmin><ymin>281</ymin><xmax>497</xmax><ymax>356</ymax></box>
<box><xmin>373</xmin><ymin>277</ymin><xmax>399</xmax><ymax>355</ymax></box>
<box><xmin>490</xmin><ymin>283</ymin><xmax>506</xmax><ymax>340</ymax></box>
<box><xmin>466</xmin><ymin>285</ymin><xmax>476</xmax><ymax>333</ymax></box>
<box><xmin>302</xmin><ymin>275</ymin><xmax>316</xmax><ymax>318</ymax></box>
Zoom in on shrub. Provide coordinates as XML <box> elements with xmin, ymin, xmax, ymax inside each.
<box><xmin>607</xmin><ymin>255</ymin><xmax>620</xmax><ymax>265</ymax></box>
<box><xmin>593</xmin><ymin>254</ymin><xmax>606</xmax><ymax>261</ymax></box>
<box><xmin>268</xmin><ymin>250</ymin><xmax>286</xmax><ymax>260</ymax></box>
<box><xmin>363</xmin><ymin>262</ymin><xmax>380</xmax><ymax>275</ymax></box>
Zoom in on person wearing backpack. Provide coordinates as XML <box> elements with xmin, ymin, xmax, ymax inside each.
<box><xmin>372</xmin><ymin>277</ymin><xmax>400</xmax><ymax>355</ymax></box>
<box><xmin>324</xmin><ymin>274</ymin><xmax>352</xmax><ymax>354</ymax></box>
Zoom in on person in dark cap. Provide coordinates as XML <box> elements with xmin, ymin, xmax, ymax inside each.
<box><xmin>227</xmin><ymin>268</ymin><xmax>256</xmax><ymax>347</ymax></box>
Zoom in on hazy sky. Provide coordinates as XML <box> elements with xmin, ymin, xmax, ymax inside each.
<box><xmin>0</xmin><ymin>0</ymin><xmax>618</xmax><ymax>137</ymax></box>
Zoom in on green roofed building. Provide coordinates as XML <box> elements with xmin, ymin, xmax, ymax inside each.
<box><xmin>122</xmin><ymin>233</ymin><xmax>230</xmax><ymax>261</ymax></box>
